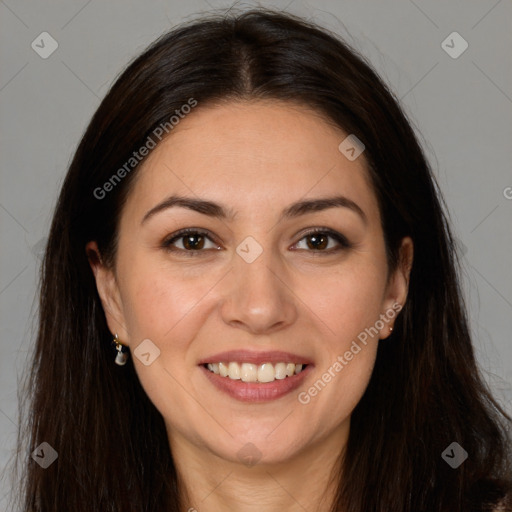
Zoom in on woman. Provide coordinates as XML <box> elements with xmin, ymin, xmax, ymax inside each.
<box><xmin>11</xmin><ymin>7</ymin><xmax>511</xmax><ymax>512</ymax></box>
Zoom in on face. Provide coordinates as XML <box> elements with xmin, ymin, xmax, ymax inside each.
<box><xmin>88</xmin><ymin>100</ymin><xmax>412</xmax><ymax>468</ymax></box>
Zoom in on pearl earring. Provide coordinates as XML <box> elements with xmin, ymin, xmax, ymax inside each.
<box><xmin>112</xmin><ymin>333</ymin><xmax>129</xmax><ymax>366</ymax></box>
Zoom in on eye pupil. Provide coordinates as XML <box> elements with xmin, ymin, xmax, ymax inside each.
<box><xmin>307</xmin><ymin>234</ymin><xmax>328</xmax><ymax>250</ymax></box>
<box><xmin>169</xmin><ymin>229</ymin><xmax>343</xmax><ymax>254</ymax></box>
<box><xmin>183</xmin><ymin>234</ymin><xmax>204</xmax><ymax>250</ymax></box>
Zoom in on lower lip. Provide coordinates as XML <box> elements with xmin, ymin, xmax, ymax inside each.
<box><xmin>199</xmin><ymin>364</ymin><xmax>312</xmax><ymax>402</ymax></box>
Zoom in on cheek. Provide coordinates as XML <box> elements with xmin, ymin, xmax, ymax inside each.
<box><xmin>118</xmin><ymin>266</ymin><xmax>213</xmax><ymax>415</ymax></box>
<box><xmin>316</xmin><ymin>348</ymin><xmax>378</xmax><ymax>423</ymax></box>
<box><xmin>304</xmin><ymin>259</ymin><xmax>388</xmax><ymax>343</ymax></box>
<box><xmin>119</xmin><ymin>259</ymin><xmax>212</xmax><ymax>342</ymax></box>
<box><xmin>295</xmin><ymin>258</ymin><xmax>386</xmax><ymax>411</ymax></box>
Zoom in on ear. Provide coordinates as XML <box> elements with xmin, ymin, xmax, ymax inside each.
<box><xmin>85</xmin><ymin>241</ymin><xmax>130</xmax><ymax>345</ymax></box>
<box><xmin>378</xmin><ymin>236</ymin><xmax>413</xmax><ymax>339</ymax></box>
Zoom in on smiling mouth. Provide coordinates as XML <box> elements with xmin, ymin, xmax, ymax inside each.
<box><xmin>203</xmin><ymin>362</ymin><xmax>308</xmax><ymax>383</ymax></box>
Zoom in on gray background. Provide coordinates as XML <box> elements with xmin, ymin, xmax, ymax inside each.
<box><xmin>1</xmin><ymin>0</ymin><xmax>511</xmax><ymax>506</ymax></box>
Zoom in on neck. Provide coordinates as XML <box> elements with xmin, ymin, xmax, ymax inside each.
<box><xmin>169</xmin><ymin>426</ymin><xmax>348</xmax><ymax>512</ymax></box>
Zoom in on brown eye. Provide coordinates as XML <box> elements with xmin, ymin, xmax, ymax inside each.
<box><xmin>182</xmin><ymin>233</ymin><xmax>205</xmax><ymax>250</ymax></box>
<box><xmin>293</xmin><ymin>228</ymin><xmax>351</xmax><ymax>253</ymax></box>
<box><xmin>163</xmin><ymin>229</ymin><xmax>220</xmax><ymax>255</ymax></box>
<box><xmin>305</xmin><ymin>233</ymin><xmax>329</xmax><ymax>250</ymax></box>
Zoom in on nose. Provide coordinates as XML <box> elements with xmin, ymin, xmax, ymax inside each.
<box><xmin>219</xmin><ymin>246</ymin><xmax>298</xmax><ymax>335</ymax></box>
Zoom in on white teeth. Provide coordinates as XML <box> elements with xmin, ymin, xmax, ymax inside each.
<box><xmin>219</xmin><ymin>362</ymin><xmax>229</xmax><ymax>377</ymax></box>
<box><xmin>228</xmin><ymin>361</ymin><xmax>240</xmax><ymax>380</ymax></box>
<box><xmin>205</xmin><ymin>361</ymin><xmax>306</xmax><ymax>382</ymax></box>
<box><xmin>274</xmin><ymin>362</ymin><xmax>287</xmax><ymax>380</ymax></box>
<box><xmin>257</xmin><ymin>363</ymin><xmax>275</xmax><ymax>383</ymax></box>
<box><xmin>240</xmin><ymin>363</ymin><xmax>258</xmax><ymax>382</ymax></box>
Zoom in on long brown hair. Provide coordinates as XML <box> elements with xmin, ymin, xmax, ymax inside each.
<box><xmin>10</xmin><ymin>8</ymin><xmax>512</xmax><ymax>511</ymax></box>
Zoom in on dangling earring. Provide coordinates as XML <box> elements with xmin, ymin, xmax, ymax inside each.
<box><xmin>112</xmin><ymin>333</ymin><xmax>129</xmax><ymax>366</ymax></box>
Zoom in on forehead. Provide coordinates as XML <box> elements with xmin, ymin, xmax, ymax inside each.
<box><xmin>123</xmin><ymin>100</ymin><xmax>377</xmax><ymax>223</ymax></box>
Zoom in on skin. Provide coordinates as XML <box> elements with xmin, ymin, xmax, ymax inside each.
<box><xmin>87</xmin><ymin>100</ymin><xmax>413</xmax><ymax>512</ymax></box>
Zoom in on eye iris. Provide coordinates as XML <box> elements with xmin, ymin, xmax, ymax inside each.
<box><xmin>177</xmin><ymin>232</ymin><xmax>335</xmax><ymax>251</ymax></box>
<box><xmin>307</xmin><ymin>233</ymin><xmax>328</xmax><ymax>250</ymax></box>
<box><xmin>183</xmin><ymin>234</ymin><xmax>205</xmax><ymax>250</ymax></box>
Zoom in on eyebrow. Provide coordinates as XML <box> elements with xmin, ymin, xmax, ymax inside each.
<box><xmin>141</xmin><ymin>194</ymin><xmax>367</xmax><ymax>225</ymax></box>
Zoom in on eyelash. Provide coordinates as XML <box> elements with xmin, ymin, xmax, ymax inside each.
<box><xmin>161</xmin><ymin>227</ymin><xmax>352</xmax><ymax>257</ymax></box>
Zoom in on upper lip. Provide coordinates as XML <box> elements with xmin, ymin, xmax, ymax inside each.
<box><xmin>198</xmin><ymin>350</ymin><xmax>313</xmax><ymax>366</ymax></box>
